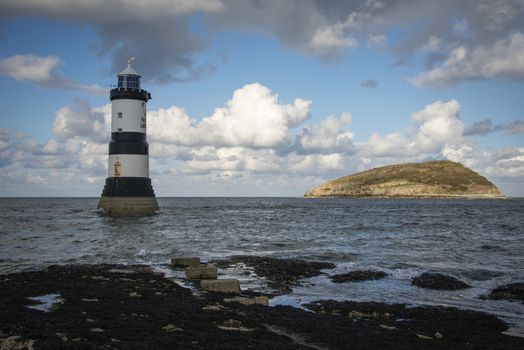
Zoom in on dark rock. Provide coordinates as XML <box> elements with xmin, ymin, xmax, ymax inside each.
<box><xmin>412</xmin><ymin>272</ymin><xmax>471</xmax><ymax>290</ymax></box>
<box><xmin>306</xmin><ymin>300</ymin><xmax>403</xmax><ymax>319</ymax></box>
<box><xmin>331</xmin><ymin>270</ymin><xmax>388</xmax><ymax>283</ymax></box>
<box><xmin>486</xmin><ymin>282</ymin><xmax>524</xmax><ymax>304</ymax></box>
<box><xmin>1</xmin><ymin>264</ymin><xmax>523</xmax><ymax>349</ymax></box>
<box><xmin>214</xmin><ymin>256</ymin><xmax>335</xmax><ymax>293</ymax></box>
<box><xmin>0</xmin><ymin>264</ymin><xmax>297</xmax><ymax>349</ymax></box>
<box><xmin>303</xmin><ymin>300</ymin><xmax>518</xmax><ymax>349</ymax></box>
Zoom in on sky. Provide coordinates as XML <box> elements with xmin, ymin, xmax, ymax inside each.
<box><xmin>0</xmin><ymin>0</ymin><xmax>523</xmax><ymax>197</ymax></box>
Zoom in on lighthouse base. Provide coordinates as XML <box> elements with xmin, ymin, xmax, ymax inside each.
<box><xmin>97</xmin><ymin>196</ymin><xmax>159</xmax><ymax>217</ymax></box>
<box><xmin>98</xmin><ymin>177</ymin><xmax>158</xmax><ymax>217</ymax></box>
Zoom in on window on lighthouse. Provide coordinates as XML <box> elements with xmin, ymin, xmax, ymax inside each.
<box><xmin>125</xmin><ymin>76</ymin><xmax>139</xmax><ymax>89</ymax></box>
<box><xmin>117</xmin><ymin>75</ymin><xmax>140</xmax><ymax>89</ymax></box>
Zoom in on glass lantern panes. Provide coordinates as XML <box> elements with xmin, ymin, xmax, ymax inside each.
<box><xmin>118</xmin><ymin>75</ymin><xmax>140</xmax><ymax>89</ymax></box>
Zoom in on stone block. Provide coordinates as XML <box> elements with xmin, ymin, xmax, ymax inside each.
<box><xmin>97</xmin><ymin>196</ymin><xmax>159</xmax><ymax>217</ymax></box>
<box><xmin>171</xmin><ymin>257</ymin><xmax>200</xmax><ymax>268</ymax></box>
<box><xmin>185</xmin><ymin>265</ymin><xmax>217</xmax><ymax>280</ymax></box>
<box><xmin>201</xmin><ymin>279</ymin><xmax>240</xmax><ymax>293</ymax></box>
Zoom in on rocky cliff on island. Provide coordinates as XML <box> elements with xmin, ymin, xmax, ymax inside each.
<box><xmin>304</xmin><ymin>160</ymin><xmax>505</xmax><ymax>199</ymax></box>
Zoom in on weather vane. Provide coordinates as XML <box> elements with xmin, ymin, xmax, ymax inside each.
<box><xmin>128</xmin><ymin>56</ymin><xmax>135</xmax><ymax>65</ymax></box>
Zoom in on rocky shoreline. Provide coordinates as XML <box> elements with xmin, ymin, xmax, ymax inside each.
<box><xmin>1</xmin><ymin>261</ymin><xmax>523</xmax><ymax>349</ymax></box>
<box><xmin>304</xmin><ymin>194</ymin><xmax>507</xmax><ymax>199</ymax></box>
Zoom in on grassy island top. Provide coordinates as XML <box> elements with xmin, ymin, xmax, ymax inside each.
<box><xmin>305</xmin><ymin>160</ymin><xmax>504</xmax><ymax>198</ymax></box>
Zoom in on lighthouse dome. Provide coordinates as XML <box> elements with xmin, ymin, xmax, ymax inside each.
<box><xmin>119</xmin><ymin>63</ymin><xmax>140</xmax><ymax>77</ymax></box>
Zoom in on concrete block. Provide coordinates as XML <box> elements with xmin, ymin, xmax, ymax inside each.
<box><xmin>171</xmin><ymin>257</ymin><xmax>200</xmax><ymax>268</ymax></box>
<box><xmin>201</xmin><ymin>279</ymin><xmax>240</xmax><ymax>293</ymax></box>
<box><xmin>185</xmin><ymin>265</ymin><xmax>217</xmax><ymax>280</ymax></box>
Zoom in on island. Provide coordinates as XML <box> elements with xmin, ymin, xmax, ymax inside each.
<box><xmin>304</xmin><ymin>160</ymin><xmax>505</xmax><ymax>199</ymax></box>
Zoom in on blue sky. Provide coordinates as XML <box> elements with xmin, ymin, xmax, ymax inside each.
<box><xmin>1</xmin><ymin>0</ymin><xmax>523</xmax><ymax>196</ymax></box>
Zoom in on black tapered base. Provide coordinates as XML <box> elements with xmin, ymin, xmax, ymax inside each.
<box><xmin>100</xmin><ymin>177</ymin><xmax>156</xmax><ymax>197</ymax></box>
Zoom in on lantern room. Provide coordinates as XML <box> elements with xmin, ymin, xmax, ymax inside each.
<box><xmin>117</xmin><ymin>58</ymin><xmax>141</xmax><ymax>89</ymax></box>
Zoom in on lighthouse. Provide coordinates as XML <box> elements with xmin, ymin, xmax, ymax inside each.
<box><xmin>98</xmin><ymin>58</ymin><xmax>158</xmax><ymax>216</ymax></box>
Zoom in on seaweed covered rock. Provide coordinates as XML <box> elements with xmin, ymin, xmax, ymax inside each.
<box><xmin>412</xmin><ymin>272</ymin><xmax>470</xmax><ymax>290</ymax></box>
<box><xmin>331</xmin><ymin>270</ymin><xmax>388</xmax><ymax>283</ymax></box>
<box><xmin>214</xmin><ymin>256</ymin><xmax>335</xmax><ymax>293</ymax></box>
<box><xmin>486</xmin><ymin>282</ymin><xmax>524</xmax><ymax>304</ymax></box>
<box><xmin>1</xmin><ymin>264</ymin><xmax>523</xmax><ymax>350</ymax></box>
<box><xmin>0</xmin><ymin>264</ymin><xmax>298</xmax><ymax>349</ymax></box>
<box><xmin>304</xmin><ymin>299</ymin><xmax>515</xmax><ymax>348</ymax></box>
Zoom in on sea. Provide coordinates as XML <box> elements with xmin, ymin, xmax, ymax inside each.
<box><xmin>1</xmin><ymin>197</ymin><xmax>523</xmax><ymax>333</ymax></box>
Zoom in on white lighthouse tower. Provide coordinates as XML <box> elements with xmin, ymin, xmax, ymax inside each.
<box><xmin>98</xmin><ymin>58</ymin><xmax>158</xmax><ymax>216</ymax></box>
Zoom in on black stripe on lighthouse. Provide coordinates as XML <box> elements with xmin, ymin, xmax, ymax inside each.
<box><xmin>111</xmin><ymin>132</ymin><xmax>146</xmax><ymax>141</ymax></box>
<box><xmin>108</xmin><ymin>140</ymin><xmax>149</xmax><ymax>155</ymax></box>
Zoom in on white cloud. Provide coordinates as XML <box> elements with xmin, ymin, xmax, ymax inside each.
<box><xmin>443</xmin><ymin>144</ymin><xmax>524</xmax><ymax>180</ymax></box>
<box><xmin>367</xmin><ymin>34</ymin><xmax>388</xmax><ymax>47</ymax></box>
<box><xmin>453</xmin><ymin>19</ymin><xmax>469</xmax><ymax>36</ymax></box>
<box><xmin>360</xmin><ymin>132</ymin><xmax>414</xmax><ymax>157</ymax></box>
<box><xmin>508</xmin><ymin>120</ymin><xmax>524</xmax><ymax>134</ymax></box>
<box><xmin>3</xmin><ymin>0</ymin><xmax>524</xmax><ymax>86</ymax></box>
<box><xmin>489</xmin><ymin>149</ymin><xmax>524</xmax><ymax>177</ymax></box>
<box><xmin>297</xmin><ymin>113</ymin><xmax>355</xmax><ymax>154</ymax></box>
<box><xmin>0</xmin><ymin>54</ymin><xmax>59</xmax><ymax>82</ymax></box>
<box><xmin>441</xmin><ymin>143</ymin><xmax>485</xmax><ymax>170</ymax></box>
<box><xmin>361</xmin><ymin>100</ymin><xmax>464</xmax><ymax>157</ymax></box>
<box><xmin>147</xmin><ymin>106</ymin><xmax>199</xmax><ymax>145</ymax></box>
<box><xmin>0</xmin><ymin>140</ymin><xmax>9</xmax><ymax>151</ymax></box>
<box><xmin>53</xmin><ymin>99</ymin><xmax>110</xmax><ymax>142</ymax></box>
<box><xmin>477</xmin><ymin>0</ymin><xmax>519</xmax><ymax>32</ymax></box>
<box><xmin>3</xmin><ymin>0</ymin><xmax>224</xmax><ymax>19</ymax></box>
<box><xmin>183</xmin><ymin>147</ymin><xmax>282</xmax><ymax>174</ymax></box>
<box><xmin>0</xmin><ymin>128</ymin><xmax>31</xmax><ymax>167</ymax></box>
<box><xmin>1</xmin><ymin>82</ymin><xmax>523</xmax><ymax>196</ymax></box>
<box><xmin>0</xmin><ymin>54</ymin><xmax>107</xmax><ymax>94</ymax></box>
<box><xmin>0</xmin><ymin>82</ymin><xmax>315</xmax><ymax>193</ymax></box>
<box><xmin>25</xmin><ymin>174</ymin><xmax>46</xmax><ymax>184</ymax></box>
<box><xmin>149</xmin><ymin>83</ymin><xmax>311</xmax><ymax>148</ymax></box>
<box><xmin>411</xmin><ymin>99</ymin><xmax>464</xmax><ymax>152</ymax></box>
<box><xmin>463</xmin><ymin>119</ymin><xmax>524</xmax><ymax>136</ymax></box>
<box><xmin>0</xmin><ymin>1</ymin><xmax>223</xmax><ymax>83</ymax></box>
<box><xmin>288</xmin><ymin>153</ymin><xmax>346</xmax><ymax>174</ymax></box>
<box><xmin>1</xmin><ymin>81</ymin><xmax>351</xmax><ymax>195</ymax></box>
<box><xmin>408</xmin><ymin>32</ymin><xmax>524</xmax><ymax>87</ymax></box>
<box><xmin>0</xmin><ymin>99</ymin><xmax>109</xmax><ymax>188</ymax></box>
<box><xmin>198</xmin><ymin>83</ymin><xmax>311</xmax><ymax>148</ymax></box>
<box><xmin>418</xmin><ymin>35</ymin><xmax>442</xmax><ymax>53</ymax></box>
<box><xmin>308</xmin><ymin>24</ymin><xmax>357</xmax><ymax>59</ymax></box>
<box><xmin>463</xmin><ymin>119</ymin><xmax>497</xmax><ymax>136</ymax></box>
<box><xmin>41</xmin><ymin>139</ymin><xmax>60</xmax><ymax>155</ymax></box>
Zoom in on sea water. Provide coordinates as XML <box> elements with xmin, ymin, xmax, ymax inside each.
<box><xmin>1</xmin><ymin>197</ymin><xmax>523</xmax><ymax>332</ymax></box>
